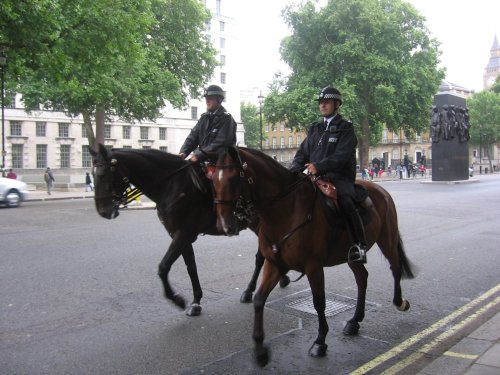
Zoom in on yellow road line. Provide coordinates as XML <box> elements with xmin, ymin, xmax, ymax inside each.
<box><xmin>443</xmin><ymin>351</ymin><xmax>479</xmax><ymax>360</ymax></box>
<box><xmin>380</xmin><ymin>297</ymin><xmax>500</xmax><ymax>374</ymax></box>
<box><xmin>350</xmin><ymin>283</ymin><xmax>500</xmax><ymax>375</ymax></box>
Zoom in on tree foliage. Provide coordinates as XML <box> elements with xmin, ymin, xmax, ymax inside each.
<box><xmin>0</xmin><ymin>0</ymin><xmax>217</xmax><ymax>147</ymax></box>
<box><xmin>240</xmin><ymin>102</ymin><xmax>262</xmax><ymax>149</ymax></box>
<box><xmin>265</xmin><ymin>0</ymin><xmax>444</xmax><ymax>167</ymax></box>
<box><xmin>468</xmin><ymin>88</ymin><xmax>500</xmax><ymax>167</ymax></box>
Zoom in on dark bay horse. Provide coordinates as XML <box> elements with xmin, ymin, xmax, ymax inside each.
<box><xmin>91</xmin><ymin>144</ymin><xmax>289</xmax><ymax>316</ymax></box>
<box><xmin>211</xmin><ymin>146</ymin><xmax>415</xmax><ymax>366</ymax></box>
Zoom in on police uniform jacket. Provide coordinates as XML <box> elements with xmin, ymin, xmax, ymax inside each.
<box><xmin>292</xmin><ymin>114</ymin><xmax>357</xmax><ymax>195</ymax></box>
<box><xmin>180</xmin><ymin>105</ymin><xmax>237</xmax><ymax>162</ymax></box>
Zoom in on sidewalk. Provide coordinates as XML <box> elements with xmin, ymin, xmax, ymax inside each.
<box><xmin>415</xmin><ymin>311</ymin><xmax>500</xmax><ymax>375</ymax></box>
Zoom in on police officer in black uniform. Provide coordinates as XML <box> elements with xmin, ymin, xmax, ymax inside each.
<box><xmin>179</xmin><ymin>85</ymin><xmax>237</xmax><ymax>163</ymax></box>
<box><xmin>291</xmin><ymin>86</ymin><xmax>367</xmax><ymax>263</ymax></box>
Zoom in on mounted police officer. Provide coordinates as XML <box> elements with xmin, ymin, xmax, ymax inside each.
<box><xmin>291</xmin><ymin>86</ymin><xmax>368</xmax><ymax>264</ymax></box>
<box><xmin>179</xmin><ymin>85</ymin><xmax>237</xmax><ymax>163</ymax></box>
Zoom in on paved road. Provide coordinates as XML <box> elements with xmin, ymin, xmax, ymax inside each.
<box><xmin>1</xmin><ymin>175</ymin><xmax>499</xmax><ymax>374</ymax></box>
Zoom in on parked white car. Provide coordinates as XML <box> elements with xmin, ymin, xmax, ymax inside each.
<box><xmin>0</xmin><ymin>177</ymin><xmax>29</xmax><ymax>207</ymax></box>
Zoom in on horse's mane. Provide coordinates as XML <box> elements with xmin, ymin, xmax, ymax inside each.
<box><xmin>237</xmin><ymin>147</ymin><xmax>292</xmax><ymax>175</ymax></box>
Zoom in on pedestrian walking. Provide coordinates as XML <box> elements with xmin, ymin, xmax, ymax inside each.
<box><xmin>44</xmin><ymin>167</ymin><xmax>55</xmax><ymax>195</ymax></box>
<box><xmin>85</xmin><ymin>172</ymin><xmax>94</xmax><ymax>192</ymax></box>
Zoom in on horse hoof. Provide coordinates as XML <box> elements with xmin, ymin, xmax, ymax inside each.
<box><xmin>279</xmin><ymin>275</ymin><xmax>290</xmax><ymax>288</ymax></box>
<box><xmin>186</xmin><ymin>303</ymin><xmax>202</xmax><ymax>316</ymax></box>
<box><xmin>172</xmin><ymin>294</ymin><xmax>186</xmax><ymax>309</ymax></box>
<box><xmin>397</xmin><ymin>299</ymin><xmax>410</xmax><ymax>312</ymax></box>
<box><xmin>309</xmin><ymin>342</ymin><xmax>328</xmax><ymax>357</ymax></box>
<box><xmin>254</xmin><ymin>346</ymin><xmax>270</xmax><ymax>367</ymax></box>
<box><xmin>343</xmin><ymin>321</ymin><xmax>360</xmax><ymax>336</ymax></box>
<box><xmin>240</xmin><ymin>291</ymin><xmax>253</xmax><ymax>303</ymax></box>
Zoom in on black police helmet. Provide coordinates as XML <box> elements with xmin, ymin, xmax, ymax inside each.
<box><xmin>316</xmin><ymin>86</ymin><xmax>342</xmax><ymax>104</ymax></box>
<box><xmin>204</xmin><ymin>85</ymin><xmax>225</xmax><ymax>100</ymax></box>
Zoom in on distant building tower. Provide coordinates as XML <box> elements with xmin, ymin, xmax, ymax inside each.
<box><xmin>483</xmin><ymin>35</ymin><xmax>500</xmax><ymax>89</ymax></box>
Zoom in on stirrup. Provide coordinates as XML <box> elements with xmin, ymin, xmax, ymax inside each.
<box><xmin>348</xmin><ymin>244</ymin><xmax>367</xmax><ymax>264</ymax></box>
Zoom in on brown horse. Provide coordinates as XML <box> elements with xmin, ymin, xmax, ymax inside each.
<box><xmin>211</xmin><ymin>146</ymin><xmax>415</xmax><ymax>366</ymax></box>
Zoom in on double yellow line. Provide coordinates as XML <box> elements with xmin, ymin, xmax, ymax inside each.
<box><xmin>350</xmin><ymin>283</ymin><xmax>500</xmax><ymax>374</ymax></box>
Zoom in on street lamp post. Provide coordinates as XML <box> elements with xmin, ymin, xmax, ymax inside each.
<box><xmin>0</xmin><ymin>52</ymin><xmax>6</xmax><ymax>177</ymax></box>
<box><xmin>258</xmin><ymin>92</ymin><xmax>264</xmax><ymax>151</ymax></box>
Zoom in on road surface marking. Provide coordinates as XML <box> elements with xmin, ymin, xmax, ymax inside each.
<box><xmin>350</xmin><ymin>283</ymin><xmax>500</xmax><ymax>375</ymax></box>
<box><xmin>443</xmin><ymin>351</ymin><xmax>479</xmax><ymax>360</ymax></box>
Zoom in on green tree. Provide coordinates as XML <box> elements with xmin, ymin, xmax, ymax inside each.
<box><xmin>265</xmin><ymin>0</ymin><xmax>444</xmax><ymax>168</ymax></box>
<box><xmin>240</xmin><ymin>102</ymin><xmax>262</xmax><ymax>149</ymax></box>
<box><xmin>468</xmin><ymin>89</ymin><xmax>500</xmax><ymax>171</ymax></box>
<box><xmin>1</xmin><ymin>0</ymin><xmax>217</xmax><ymax>148</ymax></box>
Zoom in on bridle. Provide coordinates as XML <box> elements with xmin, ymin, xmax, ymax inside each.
<box><xmin>94</xmin><ymin>155</ymin><xmax>195</xmax><ymax>210</ymax></box>
<box><xmin>93</xmin><ymin>158</ymin><xmax>142</xmax><ymax>208</ymax></box>
<box><xmin>213</xmin><ymin>151</ymin><xmax>317</xmax><ymax>251</ymax></box>
<box><xmin>213</xmin><ymin>161</ymin><xmax>257</xmax><ymax>223</ymax></box>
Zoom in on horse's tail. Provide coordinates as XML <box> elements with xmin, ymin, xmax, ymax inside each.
<box><xmin>398</xmin><ymin>232</ymin><xmax>416</xmax><ymax>279</ymax></box>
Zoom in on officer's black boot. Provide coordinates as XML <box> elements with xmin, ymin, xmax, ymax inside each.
<box><xmin>345</xmin><ymin>210</ymin><xmax>367</xmax><ymax>264</ymax></box>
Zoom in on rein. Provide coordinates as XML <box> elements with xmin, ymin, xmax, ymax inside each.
<box><xmin>214</xmin><ymin>151</ymin><xmax>318</xmax><ymax>251</ymax></box>
<box><xmin>95</xmin><ymin>155</ymin><xmax>193</xmax><ymax>208</ymax></box>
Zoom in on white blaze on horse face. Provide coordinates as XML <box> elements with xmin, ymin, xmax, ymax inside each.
<box><xmin>218</xmin><ymin>169</ymin><xmax>224</xmax><ymax>182</ymax></box>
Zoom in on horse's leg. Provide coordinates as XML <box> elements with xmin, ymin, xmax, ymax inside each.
<box><xmin>240</xmin><ymin>249</ymin><xmax>265</xmax><ymax>303</ymax></box>
<box><xmin>307</xmin><ymin>268</ymin><xmax>329</xmax><ymax>357</ymax></box>
<box><xmin>390</xmin><ymin>236</ymin><xmax>411</xmax><ymax>312</ymax></box>
<box><xmin>241</xmin><ymin>249</ymin><xmax>291</xmax><ymax>303</ymax></box>
<box><xmin>181</xmin><ymin>244</ymin><xmax>203</xmax><ymax>316</ymax></box>
<box><xmin>253</xmin><ymin>259</ymin><xmax>282</xmax><ymax>367</ymax></box>
<box><xmin>158</xmin><ymin>238</ymin><xmax>188</xmax><ymax>309</ymax></box>
<box><xmin>343</xmin><ymin>262</ymin><xmax>368</xmax><ymax>335</ymax></box>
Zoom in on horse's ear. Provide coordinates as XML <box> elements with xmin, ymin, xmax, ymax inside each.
<box><xmin>228</xmin><ymin>146</ymin><xmax>242</xmax><ymax>165</ymax></box>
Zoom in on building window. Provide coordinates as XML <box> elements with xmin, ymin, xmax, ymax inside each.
<box><xmin>296</xmin><ymin>135</ymin><xmax>301</xmax><ymax>144</ymax></box>
<box><xmin>159</xmin><ymin>127</ymin><xmax>167</xmax><ymax>140</ymax></box>
<box><xmin>11</xmin><ymin>144</ymin><xmax>23</xmax><ymax>168</ymax></box>
<box><xmin>191</xmin><ymin>106</ymin><xmax>198</xmax><ymax>120</ymax></box>
<box><xmin>36</xmin><ymin>144</ymin><xmax>47</xmax><ymax>168</ymax></box>
<box><xmin>82</xmin><ymin>145</ymin><xmax>92</xmax><ymax>168</ymax></box>
<box><xmin>104</xmin><ymin>124</ymin><xmax>111</xmax><ymax>139</ymax></box>
<box><xmin>123</xmin><ymin>126</ymin><xmax>131</xmax><ymax>139</ymax></box>
<box><xmin>220</xmin><ymin>37</ymin><xmax>225</xmax><ymax>49</ymax></box>
<box><xmin>288</xmin><ymin>136</ymin><xmax>293</xmax><ymax>148</ymax></box>
<box><xmin>58</xmin><ymin>123</ymin><xmax>69</xmax><ymax>138</ymax></box>
<box><xmin>60</xmin><ymin>145</ymin><xmax>71</xmax><ymax>168</ymax></box>
<box><xmin>159</xmin><ymin>146</ymin><xmax>168</xmax><ymax>153</ymax></box>
<box><xmin>272</xmin><ymin>137</ymin><xmax>277</xmax><ymax>149</ymax></box>
<box><xmin>36</xmin><ymin>122</ymin><xmax>46</xmax><ymax>137</ymax></box>
<box><xmin>216</xmin><ymin>0</ymin><xmax>221</xmax><ymax>15</ymax></box>
<box><xmin>219</xmin><ymin>21</ymin><xmax>225</xmax><ymax>31</ymax></box>
<box><xmin>140</xmin><ymin>126</ymin><xmax>149</xmax><ymax>140</ymax></box>
<box><xmin>220</xmin><ymin>55</ymin><xmax>226</xmax><ymax>65</ymax></box>
<box><xmin>10</xmin><ymin>121</ymin><xmax>22</xmax><ymax>136</ymax></box>
<box><xmin>280</xmin><ymin>136</ymin><xmax>285</xmax><ymax>148</ymax></box>
<box><xmin>82</xmin><ymin>124</ymin><xmax>87</xmax><ymax>138</ymax></box>
<box><xmin>220</xmin><ymin>72</ymin><xmax>226</xmax><ymax>84</ymax></box>
<box><xmin>393</xmin><ymin>132</ymin><xmax>399</xmax><ymax>143</ymax></box>
<box><xmin>142</xmin><ymin>145</ymin><xmax>151</xmax><ymax>149</ymax></box>
<box><xmin>265</xmin><ymin>125</ymin><xmax>269</xmax><ymax>132</ymax></box>
<box><xmin>122</xmin><ymin>145</ymin><xmax>132</xmax><ymax>149</ymax></box>
<box><xmin>280</xmin><ymin>123</ymin><xmax>285</xmax><ymax>131</ymax></box>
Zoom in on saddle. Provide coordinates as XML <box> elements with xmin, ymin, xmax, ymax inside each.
<box><xmin>314</xmin><ymin>178</ymin><xmax>373</xmax><ymax>225</ymax></box>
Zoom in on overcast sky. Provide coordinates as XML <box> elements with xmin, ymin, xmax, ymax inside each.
<box><xmin>230</xmin><ymin>0</ymin><xmax>500</xmax><ymax>94</ymax></box>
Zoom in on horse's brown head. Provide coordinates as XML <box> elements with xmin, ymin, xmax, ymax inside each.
<box><xmin>211</xmin><ymin>147</ymin><xmax>248</xmax><ymax>236</ymax></box>
<box><xmin>91</xmin><ymin>144</ymin><xmax>130</xmax><ymax>219</ymax></box>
